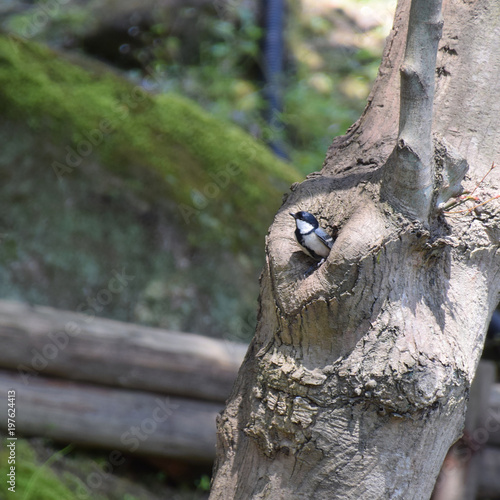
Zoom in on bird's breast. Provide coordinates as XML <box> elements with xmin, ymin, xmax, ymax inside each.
<box><xmin>299</xmin><ymin>232</ymin><xmax>331</xmax><ymax>259</ymax></box>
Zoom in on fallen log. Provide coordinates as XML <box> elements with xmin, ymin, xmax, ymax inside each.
<box><xmin>0</xmin><ymin>301</ymin><xmax>246</xmax><ymax>403</ymax></box>
<box><xmin>0</xmin><ymin>370</ymin><xmax>220</xmax><ymax>462</ymax></box>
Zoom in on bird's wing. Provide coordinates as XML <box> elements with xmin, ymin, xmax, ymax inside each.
<box><xmin>315</xmin><ymin>227</ymin><xmax>334</xmax><ymax>249</ymax></box>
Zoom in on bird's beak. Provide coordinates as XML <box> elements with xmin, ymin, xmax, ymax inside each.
<box><xmin>289</xmin><ymin>212</ymin><xmax>296</xmax><ymax>218</ymax></box>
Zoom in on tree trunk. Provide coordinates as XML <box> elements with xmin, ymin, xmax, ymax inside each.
<box><xmin>210</xmin><ymin>0</ymin><xmax>500</xmax><ymax>497</ymax></box>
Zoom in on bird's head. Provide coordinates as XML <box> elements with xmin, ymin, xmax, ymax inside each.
<box><xmin>290</xmin><ymin>211</ymin><xmax>319</xmax><ymax>233</ymax></box>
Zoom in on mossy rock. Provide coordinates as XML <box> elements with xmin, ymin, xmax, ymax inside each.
<box><xmin>0</xmin><ymin>34</ymin><xmax>298</xmax><ymax>248</ymax></box>
<box><xmin>0</xmin><ymin>34</ymin><xmax>300</xmax><ymax>337</ymax></box>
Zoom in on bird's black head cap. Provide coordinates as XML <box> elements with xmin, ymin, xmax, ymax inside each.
<box><xmin>290</xmin><ymin>211</ymin><xmax>319</xmax><ymax>228</ymax></box>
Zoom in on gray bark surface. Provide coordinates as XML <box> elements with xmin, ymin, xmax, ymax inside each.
<box><xmin>210</xmin><ymin>0</ymin><xmax>500</xmax><ymax>498</ymax></box>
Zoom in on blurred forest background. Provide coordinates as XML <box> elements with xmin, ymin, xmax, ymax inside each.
<box><xmin>0</xmin><ymin>0</ymin><xmax>396</xmax><ymax>498</ymax></box>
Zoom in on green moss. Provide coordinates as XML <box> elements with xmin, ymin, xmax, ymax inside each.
<box><xmin>0</xmin><ymin>34</ymin><xmax>302</xmax><ymax>337</ymax></box>
<box><xmin>0</xmin><ymin>118</ymin><xmax>263</xmax><ymax>337</ymax></box>
<box><xmin>0</xmin><ymin>438</ymin><xmax>208</xmax><ymax>499</ymax></box>
<box><xmin>0</xmin><ymin>34</ymin><xmax>299</xmax><ymax>251</ymax></box>
<box><xmin>0</xmin><ymin>438</ymin><xmax>75</xmax><ymax>500</ymax></box>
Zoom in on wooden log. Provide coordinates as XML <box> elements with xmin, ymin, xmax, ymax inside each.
<box><xmin>0</xmin><ymin>370</ymin><xmax>220</xmax><ymax>462</ymax></box>
<box><xmin>0</xmin><ymin>300</ymin><xmax>247</xmax><ymax>402</ymax></box>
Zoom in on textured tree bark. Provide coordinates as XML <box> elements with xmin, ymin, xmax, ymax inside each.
<box><xmin>381</xmin><ymin>0</ymin><xmax>443</xmax><ymax>220</ymax></box>
<box><xmin>210</xmin><ymin>0</ymin><xmax>500</xmax><ymax>498</ymax></box>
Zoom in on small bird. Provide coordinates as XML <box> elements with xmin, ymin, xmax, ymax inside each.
<box><xmin>290</xmin><ymin>211</ymin><xmax>335</xmax><ymax>269</ymax></box>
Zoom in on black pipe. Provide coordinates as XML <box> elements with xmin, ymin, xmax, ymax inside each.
<box><xmin>263</xmin><ymin>0</ymin><xmax>288</xmax><ymax>159</ymax></box>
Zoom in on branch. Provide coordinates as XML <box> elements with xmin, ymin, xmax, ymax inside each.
<box><xmin>381</xmin><ymin>0</ymin><xmax>444</xmax><ymax>221</ymax></box>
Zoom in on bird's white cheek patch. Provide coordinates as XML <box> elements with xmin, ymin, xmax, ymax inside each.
<box><xmin>296</xmin><ymin>219</ymin><xmax>315</xmax><ymax>233</ymax></box>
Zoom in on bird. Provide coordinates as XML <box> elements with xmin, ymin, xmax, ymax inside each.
<box><xmin>290</xmin><ymin>211</ymin><xmax>335</xmax><ymax>270</ymax></box>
